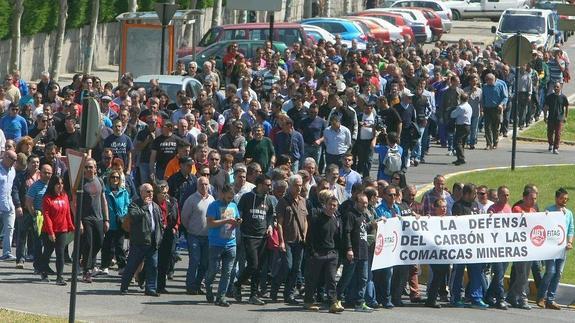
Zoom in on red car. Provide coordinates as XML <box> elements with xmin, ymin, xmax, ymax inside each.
<box><xmin>405</xmin><ymin>7</ymin><xmax>443</xmax><ymax>41</ymax></box>
<box><xmin>344</xmin><ymin>16</ymin><xmax>391</xmax><ymax>44</ymax></box>
<box><xmin>356</xmin><ymin>11</ymin><xmax>416</xmax><ymax>44</ymax></box>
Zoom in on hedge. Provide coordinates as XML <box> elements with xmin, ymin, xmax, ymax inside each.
<box><xmin>0</xmin><ymin>0</ymin><xmax>216</xmax><ymax>40</ymax></box>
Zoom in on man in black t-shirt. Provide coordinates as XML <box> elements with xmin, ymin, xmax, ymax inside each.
<box><xmin>544</xmin><ymin>82</ymin><xmax>569</xmax><ymax>154</ymax></box>
<box><xmin>134</xmin><ymin>114</ymin><xmax>158</xmax><ymax>185</ymax></box>
<box><xmin>103</xmin><ymin>119</ymin><xmax>133</xmax><ymax>174</ymax></box>
<box><xmin>55</xmin><ymin>116</ymin><xmax>81</xmax><ymax>156</ymax></box>
<box><xmin>149</xmin><ymin>121</ymin><xmax>179</xmax><ymax>181</ymax></box>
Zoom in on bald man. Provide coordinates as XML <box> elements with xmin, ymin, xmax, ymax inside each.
<box><xmin>120</xmin><ymin>183</ymin><xmax>164</xmax><ymax>296</ymax></box>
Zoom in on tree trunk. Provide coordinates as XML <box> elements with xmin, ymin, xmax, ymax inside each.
<box><xmin>284</xmin><ymin>0</ymin><xmax>293</xmax><ymax>22</ymax></box>
<box><xmin>212</xmin><ymin>0</ymin><xmax>222</xmax><ymax>28</ymax></box>
<box><xmin>83</xmin><ymin>0</ymin><xmax>100</xmax><ymax>74</ymax></box>
<box><xmin>51</xmin><ymin>0</ymin><xmax>68</xmax><ymax>82</ymax></box>
<box><xmin>9</xmin><ymin>0</ymin><xmax>24</xmax><ymax>73</ymax></box>
<box><xmin>128</xmin><ymin>0</ymin><xmax>137</xmax><ymax>12</ymax></box>
<box><xmin>343</xmin><ymin>0</ymin><xmax>349</xmax><ymax>14</ymax></box>
<box><xmin>183</xmin><ymin>0</ymin><xmax>197</xmax><ymax>44</ymax></box>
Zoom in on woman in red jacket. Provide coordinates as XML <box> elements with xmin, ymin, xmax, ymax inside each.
<box><xmin>39</xmin><ymin>175</ymin><xmax>74</xmax><ymax>285</ymax></box>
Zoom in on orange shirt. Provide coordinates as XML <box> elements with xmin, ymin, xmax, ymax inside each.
<box><xmin>164</xmin><ymin>156</ymin><xmax>196</xmax><ymax>180</ymax></box>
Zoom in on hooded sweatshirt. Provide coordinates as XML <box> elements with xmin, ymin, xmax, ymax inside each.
<box><xmin>237</xmin><ymin>189</ymin><xmax>274</xmax><ymax>238</ymax></box>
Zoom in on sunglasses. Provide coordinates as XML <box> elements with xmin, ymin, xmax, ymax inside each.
<box><xmin>110</xmin><ymin>175</ymin><xmax>120</xmax><ymax>179</ymax></box>
<box><xmin>201</xmin><ymin>173</ymin><xmax>210</xmax><ymax>176</ymax></box>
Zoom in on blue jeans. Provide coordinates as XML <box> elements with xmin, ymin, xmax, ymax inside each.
<box><xmin>1</xmin><ymin>210</ymin><xmax>16</xmax><ymax>256</ymax></box>
<box><xmin>486</xmin><ymin>262</ymin><xmax>508</xmax><ymax>302</ymax></box>
<box><xmin>120</xmin><ymin>244</ymin><xmax>158</xmax><ymax>293</ymax></box>
<box><xmin>304</xmin><ymin>144</ymin><xmax>322</xmax><ymax>163</ymax></box>
<box><xmin>373</xmin><ymin>267</ymin><xmax>393</xmax><ymax>305</ymax></box>
<box><xmin>337</xmin><ymin>258</ymin><xmax>369</xmax><ymax>305</ymax></box>
<box><xmin>537</xmin><ymin>257</ymin><xmax>566</xmax><ymax>302</ymax></box>
<box><xmin>274</xmin><ymin>242</ymin><xmax>304</xmax><ymax>299</ymax></box>
<box><xmin>205</xmin><ymin>245</ymin><xmax>236</xmax><ymax>298</ymax></box>
<box><xmin>410</xmin><ymin>123</ymin><xmax>426</xmax><ymax>162</ymax></box>
<box><xmin>186</xmin><ymin>234</ymin><xmax>209</xmax><ymax>291</ymax></box>
<box><xmin>450</xmin><ymin>263</ymin><xmax>485</xmax><ymax>303</ymax></box>
<box><xmin>468</xmin><ymin>115</ymin><xmax>480</xmax><ymax>146</ymax></box>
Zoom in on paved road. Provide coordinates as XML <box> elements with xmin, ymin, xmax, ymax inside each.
<box><xmin>2</xmin><ymin>20</ymin><xmax>574</xmax><ymax>323</ymax></box>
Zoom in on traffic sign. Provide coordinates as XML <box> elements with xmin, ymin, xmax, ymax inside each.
<box><xmin>226</xmin><ymin>0</ymin><xmax>282</xmax><ymax>11</ymax></box>
<box><xmin>502</xmin><ymin>34</ymin><xmax>532</xmax><ymax>67</ymax></box>
<box><xmin>80</xmin><ymin>97</ymin><xmax>102</xmax><ymax>149</ymax></box>
<box><xmin>154</xmin><ymin>2</ymin><xmax>179</xmax><ymax>26</ymax></box>
<box><xmin>65</xmin><ymin>149</ymin><xmax>86</xmax><ymax>192</ymax></box>
<box><xmin>557</xmin><ymin>4</ymin><xmax>575</xmax><ymax>17</ymax></box>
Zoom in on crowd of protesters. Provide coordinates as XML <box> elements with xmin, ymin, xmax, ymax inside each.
<box><xmin>0</xmin><ymin>35</ymin><xmax>572</xmax><ymax>313</ymax></box>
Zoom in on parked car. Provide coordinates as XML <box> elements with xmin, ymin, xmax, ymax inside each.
<box><xmin>302</xmin><ymin>24</ymin><xmax>368</xmax><ymax>49</ymax></box>
<box><xmin>344</xmin><ymin>16</ymin><xmax>391</xmax><ymax>44</ymax></box>
<box><xmin>355</xmin><ymin>11</ymin><xmax>416</xmax><ymax>43</ymax></box>
<box><xmin>301</xmin><ymin>17</ymin><xmax>369</xmax><ymax>43</ymax></box>
<box><xmin>366</xmin><ymin>8</ymin><xmax>432</xmax><ymax>43</ymax></box>
<box><xmin>197</xmin><ymin>23</ymin><xmax>311</xmax><ymax>53</ymax></box>
<box><xmin>390</xmin><ymin>0</ymin><xmax>453</xmax><ymax>32</ymax></box>
<box><xmin>534</xmin><ymin>0</ymin><xmax>572</xmax><ymax>42</ymax></box>
<box><xmin>443</xmin><ymin>0</ymin><xmax>530</xmax><ymax>21</ymax></box>
<box><xmin>492</xmin><ymin>9</ymin><xmax>557</xmax><ymax>51</ymax></box>
<box><xmin>133</xmin><ymin>75</ymin><xmax>202</xmax><ymax>103</ymax></box>
<box><xmin>414</xmin><ymin>7</ymin><xmax>444</xmax><ymax>41</ymax></box>
<box><xmin>351</xmin><ymin>16</ymin><xmax>406</xmax><ymax>43</ymax></box>
<box><xmin>180</xmin><ymin>40</ymin><xmax>288</xmax><ymax>75</ymax></box>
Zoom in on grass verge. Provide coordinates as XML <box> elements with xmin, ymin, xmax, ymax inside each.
<box><xmin>0</xmin><ymin>308</ymin><xmax>67</xmax><ymax>323</ymax></box>
<box><xmin>521</xmin><ymin>110</ymin><xmax>575</xmax><ymax>143</ymax></box>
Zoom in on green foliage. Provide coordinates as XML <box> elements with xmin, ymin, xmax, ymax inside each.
<box><xmin>1</xmin><ymin>0</ymin><xmax>217</xmax><ymax>40</ymax></box>
<box><xmin>0</xmin><ymin>0</ymin><xmax>11</xmax><ymax>40</ymax></box>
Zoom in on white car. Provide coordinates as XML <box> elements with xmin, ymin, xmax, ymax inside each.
<box><xmin>492</xmin><ymin>9</ymin><xmax>557</xmax><ymax>51</ymax></box>
<box><xmin>380</xmin><ymin>8</ymin><xmax>434</xmax><ymax>42</ymax></box>
<box><xmin>390</xmin><ymin>0</ymin><xmax>453</xmax><ymax>32</ymax></box>
<box><xmin>443</xmin><ymin>0</ymin><xmax>530</xmax><ymax>21</ymax></box>
<box><xmin>302</xmin><ymin>24</ymin><xmax>367</xmax><ymax>49</ymax></box>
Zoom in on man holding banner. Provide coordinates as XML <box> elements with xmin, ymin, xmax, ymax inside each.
<box><xmin>537</xmin><ymin>188</ymin><xmax>574</xmax><ymax>310</ymax></box>
<box><xmin>425</xmin><ymin>198</ymin><xmax>450</xmax><ymax>309</ymax></box>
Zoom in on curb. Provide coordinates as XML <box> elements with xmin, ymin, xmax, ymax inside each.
<box><xmin>517</xmin><ymin>135</ymin><xmax>575</xmax><ymax>146</ymax></box>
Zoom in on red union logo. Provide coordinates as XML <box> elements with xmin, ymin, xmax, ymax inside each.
<box><xmin>530</xmin><ymin>225</ymin><xmax>546</xmax><ymax>247</ymax></box>
<box><xmin>375</xmin><ymin>233</ymin><xmax>384</xmax><ymax>256</ymax></box>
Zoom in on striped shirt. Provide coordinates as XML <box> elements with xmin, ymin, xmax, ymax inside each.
<box><xmin>547</xmin><ymin>58</ymin><xmax>565</xmax><ymax>84</ymax></box>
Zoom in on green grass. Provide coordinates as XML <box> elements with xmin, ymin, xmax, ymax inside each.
<box><xmin>521</xmin><ymin>110</ymin><xmax>575</xmax><ymax>142</ymax></box>
<box><xmin>444</xmin><ymin>165</ymin><xmax>575</xmax><ymax>284</ymax></box>
<box><xmin>0</xmin><ymin>309</ymin><xmax>67</xmax><ymax>323</ymax></box>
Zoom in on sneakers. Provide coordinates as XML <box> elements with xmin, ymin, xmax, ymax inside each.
<box><xmin>92</xmin><ymin>267</ymin><xmax>105</xmax><ymax>276</ymax></box>
<box><xmin>470</xmin><ymin>300</ymin><xmax>489</xmax><ymax>309</ymax></box>
<box><xmin>329</xmin><ymin>300</ymin><xmax>345</xmax><ymax>313</ymax></box>
<box><xmin>206</xmin><ymin>289</ymin><xmax>214</xmax><ymax>303</ymax></box>
<box><xmin>15</xmin><ymin>261</ymin><xmax>24</xmax><ymax>269</ymax></box>
<box><xmin>549</xmin><ymin>145</ymin><xmax>553</xmax><ymax>151</ymax></box>
<box><xmin>99</xmin><ymin>267</ymin><xmax>109</xmax><ymax>275</ymax></box>
<box><xmin>82</xmin><ymin>272</ymin><xmax>93</xmax><ymax>283</ymax></box>
<box><xmin>40</xmin><ymin>274</ymin><xmax>50</xmax><ymax>283</ymax></box>
<box><xmin>553</xmin><ymin>149</ymin><xmax>559</xmax><ymax>154</ymax></box>
<box><xmin>248</xmin><ymin>296</ymin><xmax>265</xmax><ymax>305</ymax></box>
<box><xmin>56</xmin><ymin>277</ymin><xmax>67</xmax><ymax>286</ymax></box>
<box><xmin>451</xmin><ymin>300</ymin><xmax>467</xmax><ymax>308</ymax></box>
<box><xmin>0</xmin><ymin>254</ymin><xmax>16</xmax><ymax>261</ymax></box>
<box><xmin>545</xmin><ymin>301</ymin><xmax>561</xmax><ymax>310</ymax></box>
<box><xmin>304</xmin><ymin>303</ymin><xmax>320</xmax><ymax>311</ymax></box>
<box><xmin>354</xmin><ymin>302</ymin><xmax>374</xmax><ymax>313</ymax></box>
<box><xmin>215</xmin><ymin>298</ymin><xmax>231</xmax><ymax>307</ymax></box>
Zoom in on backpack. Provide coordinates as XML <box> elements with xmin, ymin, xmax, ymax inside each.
<box><xmin>383</xmin><ymin>146</ymin><xmax>402</xmax><ymax>176</ymax></box>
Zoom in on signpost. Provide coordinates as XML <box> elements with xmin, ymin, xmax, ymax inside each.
<box><xmin>227</xmin><ymin>0</ymin><xmax>283</xmax><ymax>47</ymax></box>
<box><xmin>68</xmin><ymin>97</ymin><xmax>102</xmax><ymax>323</ymax></box>
<box><xmin>502</xmin><ymin>34</ymin><xmax>531</xmax><ymax>171</ymax></box>
<box><xmin>154</xmin><ymin>2</ymin><xmax>179</xmax><ymax>75</ymax></box>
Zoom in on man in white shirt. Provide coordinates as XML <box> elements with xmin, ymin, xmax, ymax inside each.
<box><xmin>323</xmin><ymin>115</ymin><xmax>352</xmax><ymax>168</ymax></box>
<box><xmin>476</xmin><ymin>185</ymin><xmax>494</xmax><ymax>213</ymax></box>
<box><xmin>450</xmin><ymin>93</ymin><xmax>472</xmax><ymax>165</ymax></box>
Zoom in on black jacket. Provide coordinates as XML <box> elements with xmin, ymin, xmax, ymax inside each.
<box><xmin>127</xmin><ymin>199</ymin><xmax>164</xmax><ymax>247</ymax></box>
<box><xmin>342</xmin><ymin>207</ymin><xmax>371</xmax><ymax>260</ymax></box>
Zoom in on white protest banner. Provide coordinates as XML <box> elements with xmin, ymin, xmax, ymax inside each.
<box><xmin>372</xmin><ymin>212</ymin><xmax>567</xmax><ymax>270</ymax></box>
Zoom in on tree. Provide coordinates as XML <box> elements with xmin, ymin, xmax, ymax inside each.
<box><xmin>9</xmin><ymin>0</ymin><xmax>24</xmax><ymax>73</ymax></box>
<box><xmin>284</xmin><ymin>0</ymin><xmax>293</xmax><ymax>22</ymax></box>
<box><xmin>212</xmin><ymin>0</ymin><xmax>222</xmax><ymax>28</ymax></box>
<box><xmin>183</xmin><ymin>0</ymin><xmax>197</xmax><ymax>44</ymax></box>
<box><xmin>128</xmin><ymin>0</ymin><xmax>137</xmax><ymax>12</ymax></box>
<box><xmin>83</xmin><ymin>0</ymin><xmax>99</xmax><ymax>74</ymax></box>
<box><xmin>51</xmin><ymin>0</ymin><xmax>68</xmax><ymax>82</ymax></box>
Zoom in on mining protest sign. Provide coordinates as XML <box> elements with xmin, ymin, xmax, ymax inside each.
<box><xmin>372</xmin><ymin>212</ymin><xmax>567</xmax><ymax>270</ymax></box>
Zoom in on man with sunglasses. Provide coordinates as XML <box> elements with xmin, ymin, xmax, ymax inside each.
<box><xmin>0</xmin><ymin>102</ymin><xmax>28</xmax><ymax>141</ymax></box>
<box><xmin>28</xmin><ymin>113</ymin><xmax>57</xmax><ymax>155</ymax></box>
<box><xmin>149</xmin><ymin>121</ymin><xmax>179</xmax><ymax>181</ymax></box>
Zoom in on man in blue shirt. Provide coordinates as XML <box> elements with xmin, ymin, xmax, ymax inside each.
<box><xmin>481</xmin><ymin>73</ymin><xmax>508</xmax><ymax>150</ymax></box>
<box><xmin>373</xmin><ymin>185</ymin><xmax>401</xmax><ymax>308</ymax></box>
<box><xmin>204</xmin><ymin>184</ymin><xmax>240</xmax><ymax>307</ymax></box>
<box><xmin>0</xmin><ymin>150</ymin><xmax>18</xmax><ymax>260</ymax></box>
<box><xmin>273</xmin><ymin>117</ymin><xmax>304</xmax><ymax>173</ymax></box>
<box><xmin>0</xmin><ymin>103</ymin><xmax>28</xmax><ymax>141</ymax></box>
<box><xmin>537</xmin><ymin>188</ymin><xmax>574</xmax><ymax>309</ymax></box>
